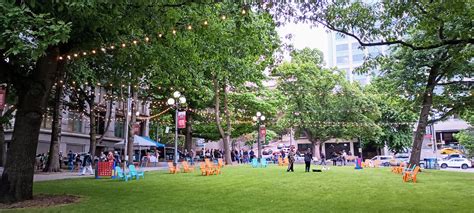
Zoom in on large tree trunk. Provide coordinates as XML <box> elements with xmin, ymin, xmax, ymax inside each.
<box><xmin>184</xmin><ymin>111</ymin><xmax>193</xmax><ymax>152</ymax></box>
<box><xmin>44</xmin><ymin>70</ymin><xmax>65</xmax><ymax>172</ymax></box>
<box><xmin>0</xmin><ymin>48</ymin><xmax>59</xmax><ymax>203</ymax></box>
<box><xmin>312</xmin><ymin>140</ymin><xmax>321</xmax><ymax>160</ymax></box>
<box><xmin>88</xmin><ymin>104</ymin><xmax>97</xmax><ymax>164</ymax></box>
<box><xmin>127</xmin><ymin>88</ymin><xmax>137</xmax><ymax>164</ymax></box>
<box><xmin>222</xmin><ymin>83</ymin><xmax>232</xmax><ymax>165</ymax></box>
<box><xmin>212</xmin><ymin>76</ymin><xmax>232</xmax><ymax>164</ymax></box>
<box><xmin>409</xmin><ymin>66</ymin><xmax>438</xmax><ymax>166</ymax></box>
<box><xmin>0</xmin><ymin>123</ymin><xmax>5</xmax><ymax>167</ymax></box>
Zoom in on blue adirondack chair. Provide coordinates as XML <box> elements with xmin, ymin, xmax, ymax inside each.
<box><xmin>115</xmin><ymin>166</ymin><xmax>131</xmax><ymax>182</ymax></box>
<box><xmin>129</xmin><ymin>165</ymin><xmax>144</xmax><ymax>180</ymax></box>
<box><xmin>251</xmin><ymin>158</ymin><xmax>259</xmax><ymax>168</ymax></box>
<box><xmin>260</xmin><ymin>158</ymin><xmax>268</xmax><ymax>168</ymax></box>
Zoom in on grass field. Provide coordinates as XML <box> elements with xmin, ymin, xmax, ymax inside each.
<box><xmin>7</xmin><ymin>165</ymin><xmax>474</xmax><ymax>212</ymax></box>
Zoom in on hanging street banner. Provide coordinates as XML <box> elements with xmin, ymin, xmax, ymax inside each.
<box><xmin>0</xmin><ymin>87</ymin><xmax>5</xmax><ymax>110</ymax></box>
<box><xmin>178</xmin><ymin>111</ymin><xmax>186</xmax><ymax>129</ymax></box>
<box><xmin>133</xmin><ymin>122</ymin><xmax>141</xmax><ymax>134</ymax></box>
<box><xmin>259</xmin><ymin>125</ymin><xmax>266</xmax><ymax>139</ymax></box>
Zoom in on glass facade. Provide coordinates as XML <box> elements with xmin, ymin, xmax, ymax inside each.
<box><xmin>67</xmin><ymin>112</ymin><xmax>83</xmax><ymax>133</ymax></box>
<box><xmin>114</xmin><ymin>118</ymin><xmax>124</xmax><ymax>138</ymax></box>
<box><xmin>337</xmin><ymin>56</ymin><xmax>349</xmax><ymax>64</ymax></box>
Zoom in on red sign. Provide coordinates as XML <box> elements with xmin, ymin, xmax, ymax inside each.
<box><xmin>0</xmin><ymin>88</ymin><xmax>5</xmax><ymax>110</ymax></box>
<box><xmin>178</xmin><ymin>111</ymin><xmax>186</xmax><ymax>129</ymax></box>
<box><xmin>259</xmin><ymin>126</ymin><xmax>266</xmax><ymax>139</ymax></box>
<box><xmin>133</xmin><ymin>123</ymin><xmax>141</xmax><ymax>134</ymax></box>
<box><xmin>424</xmin><ymin>134</ymin><xmax>432</xmax><ymax>139</ymax></box>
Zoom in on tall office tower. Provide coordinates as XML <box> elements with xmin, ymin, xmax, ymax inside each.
<box><xmin>326</xmin><ymin>31</ymin><xmax>387</xmax><ymax>86</ymax></box>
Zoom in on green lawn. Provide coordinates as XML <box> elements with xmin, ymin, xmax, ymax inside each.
<box><xmin>8</xmin><ymin>165</ymin><xmax>474</xmax><ymax>212</ymax></box>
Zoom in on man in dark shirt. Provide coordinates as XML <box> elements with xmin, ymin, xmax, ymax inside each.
<box><xmin>304</xmin><ymin>148</ymin><xmax>313</xmax><ymax>172</ymax></box>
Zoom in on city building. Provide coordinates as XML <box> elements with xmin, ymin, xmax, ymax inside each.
<box><xmin>4</xmin><ymin>87</ymin><xmax>151</xmax><ymax>156</ymax></box>
<box><xmin>326</xmin><ymin>31</ymin><xmax>387</xmax><ymax>86</ymax></box>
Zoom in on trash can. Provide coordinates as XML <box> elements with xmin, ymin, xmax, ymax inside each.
<box><xmin>424</xmin><ymin>157</ymin><xmax>437</xmax><ymax>169</ymax></box>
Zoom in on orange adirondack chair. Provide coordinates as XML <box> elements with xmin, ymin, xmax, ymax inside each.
<box><xmin>392</xmin><ymin>162</ymin><xmax>405</xmax><ymax>174</ymax></box>
<box><xmin>168</xmin><ymin>162</ymin><xmax>178</xmax><ymax>174</ymax></box>
<box><xmin>218</xmin><ymin>159</ymin><xmax>225</xmax><ymax>168</ymax></box>
<box><xmin>182</xmin><ymin>161</ymin><xmax>194</xmax><ymax>173</ymax></box>
<box><xmin>403</xmin><ymin>166</ymin><xmax>420</xmax><ymax>183</ymax></box>
<box><xmin>199</xmin><ymin>163</ymin><xmax>211</xmax><ymax>176</ymax></box>
<box><xmin>277</xmin><ymin>157</ymin><xmax>283</xmax><ymax>166</ymax></box>
<box><xmin>205</xmin><ymin>159</ymin><xmax>219</xmax><ymax>175</ymax></box>
<box><xmin>283</xmin><ymin>157</ymin><xmax>289</xmax><ymax>166</ymax></box>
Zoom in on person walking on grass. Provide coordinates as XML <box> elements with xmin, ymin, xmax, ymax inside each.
<box><xmin>81</xmin><ymin>153</ymin><xmax>93</xmax><ymax>175</ymax></box>
<box><xmin>287</xmin><ymin>147</ymin><xmax>296</xmax><ymax>172</ymax></box>
<box><xmin>304</xmin><ymin>148</ymin><xmax>313</xmax><ymax>172</ymax></box>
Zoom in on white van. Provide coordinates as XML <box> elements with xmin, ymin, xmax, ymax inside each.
<box><xmin>371</xmin><ymin>155</ymin><xmax>394</xmax><ymax>166</ymax></box>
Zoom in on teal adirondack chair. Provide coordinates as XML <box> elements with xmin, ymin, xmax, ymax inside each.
<box><xmin>251</xmin><ymin>158</ymin><xmax>259</xmax><ymax>168</ymax></box>
<box><xmin>115</xmin><ymin>166</ymin><xmax>131</xmax><ymax>182</ymax></box>
<box><xmin>129</xmin><ymin>165</ymin><xmax>144</xmax><ymax>180</ymax></box>
<box><xmin>260</xmin><ymin>158</ymin><xmax>268</xmax><ymax>168</ymax></box>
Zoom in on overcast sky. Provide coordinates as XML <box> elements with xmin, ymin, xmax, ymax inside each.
<box><xmin>277</xmin><ymin>22</ymin><xmax>329</xmax><ymax>63</ymax></box>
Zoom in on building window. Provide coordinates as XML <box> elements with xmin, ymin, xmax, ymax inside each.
<box><xmin>67</xmin><ymin>112</ymin><xmax>83</xmax><ymax>133</ymax></box>
<box><xmin>115</xmin><ymin>118</ymin><xmax>124</xmax><ymax>138</ymax></box>
<box><xmin>95</xmin><ymin>111</ymin><xmax>106</xmax><ymax>135</ymax></box>
<box><xmin>352</xmin><ymin>54</ymin><xmax>365</xmax><ymax>62</ymax></box>
<box><xmin>336</xmin><ymin>44</ymin><xmax>349</xmax><ymax>51</ymax></box>
<box><xmin>336</xmin><ymin>56</ymin><xmax>349</xmax><ymax>64</ymax></box>
<box><xmin>351</xmin><ymin>42</ymin><xmax>360</xmax><ymax>50</ymax></box>
<box><xmin>41</xmin><ymin>116</ymin><xmax>52</xmax><ymax>129</ymax></box>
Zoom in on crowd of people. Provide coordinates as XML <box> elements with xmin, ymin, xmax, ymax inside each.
<box><xmin>34</xmin><ymin>146</ymin><xmax>356</xmax><ymax>175</ymax></box>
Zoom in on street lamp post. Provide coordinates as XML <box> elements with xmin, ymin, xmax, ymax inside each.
<box><xmin>252</xmin><ymin>112</ymin><xmax>265</xmax><ymax>161</ymax></box>
<box><xmin>167</xmin><ymin>91</ymin><xmax>186</xmax><ymax>166</ymax></box>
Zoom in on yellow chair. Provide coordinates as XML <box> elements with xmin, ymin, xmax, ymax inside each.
<box><xmin>283</xmin><ymin>157</ymin><xmax>289</xmax><ymax>166</ymax></box>
<box><xmin>278</xmin><ymin>157</ymin><xmax>283</xmax><ymax>166</ymax></box>
<box><xmin>218</xmin><ymin>158</ymin><xmax>225</xmax><ymax>168</ymax></box>
<box><xmin>205</xmin><ymin>159</ymin><xmax>219</xmax><ymax>175</ymax></box>
<box><xmin>199</xmin><ymin>163</ymin><xmax>211</xmax><ymax>176</ymax></box>
<box><xmin>167</xmin><ymin>162</ymin><xmax>178</xmax><ymax>174</ymax></box>
<box><xmin>182</xmin><ymin>161</ymin><xmax>194</xmax><ymax>173</ymax></box>
<box><xmin>403</xmin><ymin>166</ymin><xmax>420</xmax><ymax>183</ymax></box>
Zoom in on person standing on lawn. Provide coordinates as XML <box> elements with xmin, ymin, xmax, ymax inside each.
<box><xmin>81</xmin><ymin>153</ymin><xmax>93</xmax><ymax>175</ymax></box>
<box><xmin>304</xmin><ymin>148</ymin><xmax>313</xmax><ymax>172</ymax></box>
<box><xmin>287</xmin><ymin>147</ymin><xmax>296</xmax><ymax>172</ymax></box>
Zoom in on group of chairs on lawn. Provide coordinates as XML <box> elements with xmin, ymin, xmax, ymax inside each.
<box><xmin>391</xmin><ymin>162</ymin><xmax>420</xmax><ymax>183</ymax></box>
<box><xmin>114</xmin><ymin>165</ymin><xmax>145</xmax><ymax>182</ymax></box>
<box><xmin>251</xmin><ymin>158</ymin><xmax>268</xmax><ymax>168</ymax></box>
<box><xmin>277</xmin><ymin>157</ymin><xmax>289</xmax><ymax>166</ymax></box>
<box><xmin>168</xmin><ymin>158</ymin><xmax>224</xmax><ymax>176</ymax></box>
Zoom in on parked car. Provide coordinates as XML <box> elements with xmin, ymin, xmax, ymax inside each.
<box><xmin>277</xmin><ymin>144</ymin><xmax>284</xmax><ymax>149</ymax></box>
<box><xmin>439</xmin><ymin>158</ymin><xmax>472</xmax><ymax>169</ymax></box>
<box><xmin>370</xmin><ymin>155</ymin><xmax>394</xmax><ymax>166</ymax></box>
<box><xmin>444</xmin><ymin>153</ymin><xmax>466</xmax><ymax>160</ymax></box>
<box><xmin>390</xmin><ymin>154</ymin><xmax>409</xmax><ymax>166</ymax></box>
<box><xmin>262</xmin><ymin>150</ymin><xmax>273</xmax><ymax>161</ymax></box>
<box><xmin>440</xmin><ymin>148</ymin><xmax>463</xmax><ymax>155</ymax></box>
<box><xmin>294</xmin><ymin>153</ymin><xmax>305</xmax><ymax>162</ymax></box>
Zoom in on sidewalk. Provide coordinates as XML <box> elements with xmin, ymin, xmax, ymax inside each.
<box><xmin>0</xmin><ymin>165</ymin><xmax>168</xmax><ymax>182</ymax></box>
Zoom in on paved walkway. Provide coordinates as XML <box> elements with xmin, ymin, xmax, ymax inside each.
<box><xmin>0</xmin><ymin>165</ymin><xmax>168</xmax><ymax>182</ymax></box>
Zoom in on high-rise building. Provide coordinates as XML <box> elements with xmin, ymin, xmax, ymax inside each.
<box><xmin>326</xmin><ymin>32</ymin><xmax>386</xmax><ymax>86</ymax></box>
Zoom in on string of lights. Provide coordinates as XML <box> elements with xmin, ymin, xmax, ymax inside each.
<box><xmin>57</xmin><ymin>9</ymin><xmax>249</xmax><ymax>61</ymax></box>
